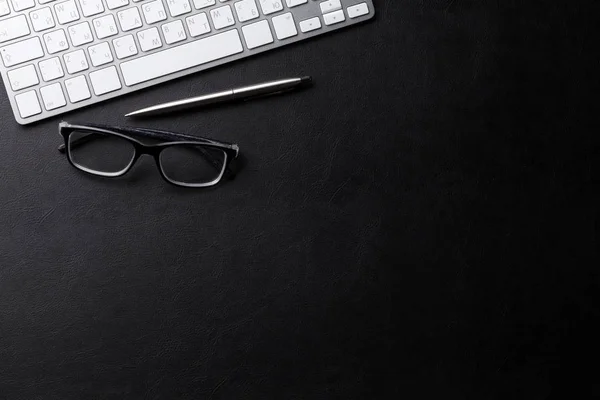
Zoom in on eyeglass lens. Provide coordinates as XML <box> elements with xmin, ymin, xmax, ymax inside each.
<box><xmin>68</xmin><ymin>130</ymin><xmax>136</xmax><ymax>177</ymax></box>
<box><xmin>159</xmin><ymin>145</ymin><xmax>226</xmax><ymax>186</ymax></box>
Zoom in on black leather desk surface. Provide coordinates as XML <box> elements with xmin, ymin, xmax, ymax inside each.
<box><xmin>0</xmin><ymin>1</ymin><xmax>596</xmax><ymax>398</ymax></box>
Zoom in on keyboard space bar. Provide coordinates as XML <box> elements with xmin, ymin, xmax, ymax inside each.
<box><xmin>120</xmin><ymin>29</ymin><xmax>244</xmax><ymax>86</ymax></box>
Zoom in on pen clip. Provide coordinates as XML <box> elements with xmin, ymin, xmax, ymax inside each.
<box><xmin>239</xmin><ymin>87</ymin><xmax>297</xmax><ymax>102</ymax></box>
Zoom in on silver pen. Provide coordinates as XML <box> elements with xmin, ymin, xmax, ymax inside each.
<box><xmin>125</xmin><ymin>76</ymin><xmax>312</xmax><ymax>117</ymax></box>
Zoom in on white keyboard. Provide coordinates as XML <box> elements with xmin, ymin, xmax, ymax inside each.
<box><xmin>0</xmin><ymin>0</ymin><xmax>374</xmax><ymax>124</ymax></box>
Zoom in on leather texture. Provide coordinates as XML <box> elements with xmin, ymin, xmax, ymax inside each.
<box><xmin>0</xmin><ymin>1</ymin><xmax>596</xmax><ymax>398</ymax></box>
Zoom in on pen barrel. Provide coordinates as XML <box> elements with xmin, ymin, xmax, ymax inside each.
<box><xmin>168</xmin><ymin>89</ymin><xmax>235</xmax><ymax>112</ymax></box>
<box><xmin>135</xmin><ymin>89</ymin><xmax>234</xmax><ymax>116</ymax></box>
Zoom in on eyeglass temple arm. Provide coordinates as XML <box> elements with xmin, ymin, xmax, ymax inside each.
<box><xmin>123</xmin><ymin>126</ymin><xmax>226</xmax><ymax>145</ymax></box>
<box><xmin>58</xmin><ymin>124</ymin><xmax>238</xmax><ymax>154</ymax></box>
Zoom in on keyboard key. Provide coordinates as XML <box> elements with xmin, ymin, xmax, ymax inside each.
<box><xmin>186</xmin><ymin>13</ymin><xmax>211</xmax><ymax>37</ymax></box>
<box><xmin>88</xmin><ymin>41</ymin><xmax>113</xmax><ymax>66</ymax></box>
<box><xmin>93</xmin><ymin>14</ymin><xmax>118</xmax><ymax>39</ymax></box>
<box><xmin>68</xmin><ymin>21</ymin><xmax>93</xmax><ymax>46</ymax></box>
<box><xmin>1</xmin><ymin>37</ymin><xmax>44</xmax><ymax>68</ymax></box>
<box><xmin>235</xmin><ymin>0</ymin><xmax>259</xmax><ymax>23</ymax></box>
<box><xmin>0</xmin><ymin>15</ymin><xmax>31</xmax><ymax>44</ymax></box>
<box><xmin>347</xmin><ymin>2</ymin><xmax>368</xmax><ymax>18</ymax></box>
<box><xmin>161</xmin><ymin>20</ymin><xmax>186</xmax><ymax>44</ymax></box>
<box><xmin>210</xmin><ymin>5</ymin><xmax>234</xmax><ymax>29</ymax></box>
<box><xmin>323</xmin><ymin>9</ymin><xmax>344</xmax><ymax>26</ymax></box>
<box><xmin>89</xmin><ymin>65</ymin><xmax>121</xmax><ymax>95</ymax></box>
<box><xmin>120</xmin><ymin>28</ymin><xmax>243</xmax><ymax>86</ymax></box>
<box><xmin>113</xmin><ymin>34</ymin><xmax>138</xmax><ymax>59</ymax></box>
<box><xmin>30</xmin><ymin>7</ymin><xmax>56</xmax><ymax>32</ymax></box>
<box><xmin>319</xmin><ymin>0</ymin><xmax>341</xmax><ymax>14</ymax></box>
<box><xmin>259</xmin><ymin>0</ymin><xmax>283</xmax><ymax>15</ymax></box>
<box><xmin>137</xmin><ymin>27</ymin><xmax>162</xmax><ymax>51</ymax></box>
<box><xmin>65</xmin><ymin>75</ymin><xmax>91</xmax><ymax>102</ymax></box>
<box><xmin>43</xmin><ymin>29</ymin><xmax>69</xmax><ymax>54</ymax></box>
<box><xmin>193</xmin><ymin>0</ymin><xmax>215</xmax><ymax>9</ymax></box>
<box><xmin>54</xmin><ymin>0</ymin><xmax>80</xmax><ymax>24</ymax></box>
<box><xmin>166</xmin><ymin>0</ymin><xmax>191</xmax><ymax>17</ymax></box>
<box><xmin>106</xmin><ymin>0</ymin><xmax>128</xmax><ymax>10</ymax></box>
<box><xmin>0</xmin><ymin>0</ymin><xmax>10</xmax><ymax>16</ymax></box>
<box><xmin>241</xmin><ymin>20</ymin><xmax>272</xmax><ymax>49</ymax></box>
<box><xmin>117</xmin><ymin>7</ymin><xmax>143</xmax><ymax>31</ymax></box>
<box><xmin>64</xmin><ymin>49</ymin><xmax>89</xmax><ymax>73</ymax></box>
<box><xmin>272</xmin><ymin>12</ymin><xmax>297</xmax><ymax>40</ymax></box>
<box><xmin>7</xmin><ymin>64</ymin><xmax>39</xmax><ymax>91</ymax></box>
<box><xmin>299</xmin><ymin>17</ymin><xmax>321</xmax><ymax>33</ymax></box>
<box><xmin>40</xmin><ymin>82</ymin><xmax>67</xmax><ymax>110</ymax></box>
<box><xmin>79</xmin><ymin>0</ymin><xmax>104</xmax><ymax>17</ymax></box>
<box><xmin>142</xmin><ymin>0</ymin><xmax>167</xmax><ymax>24</ymax></box>
<box><xmin>286</xmin><ymin>0</ymin><xmax>306</xmax><ymax>7</ymax></box>
<box><xmin>15</xmin><ymin>90</ymin><xmax>42</xmax><ymax>118</ymax></box>
<box><xmin>10</xmin><ymin>0</ymin><xmax>35</xmax><ymax>12</ymax></box>
<box><xmin>39</xmin><ymin>56</ymin><xmax>64</xmax><ymax>81</ymax></box>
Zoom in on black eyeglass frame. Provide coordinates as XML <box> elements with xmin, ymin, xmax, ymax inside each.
<box><xmin>58</xmin><ymin>121</ymin><xmax>239</xmax><ymax>188</ymax></box>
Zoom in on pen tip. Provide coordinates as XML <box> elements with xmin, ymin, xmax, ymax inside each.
<box><xmin>301</xmin><ymin>76</ymin><xmax>313</xmax><ymax>85</ymax></box>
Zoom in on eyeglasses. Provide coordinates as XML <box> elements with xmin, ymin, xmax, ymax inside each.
<box><xmin>58</xmin><ymin>122</ymin><xmax>239</xmax><ymax>188</ymax></box>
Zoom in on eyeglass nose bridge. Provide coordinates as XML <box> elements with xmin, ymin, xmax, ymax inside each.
<box><xmin>130</xmin><ymin>144</ymin><xmax>164</xmax><ymax>169</ymax></box>
<box><xmin>134</xmin><ymin>143</ymin><xmax>162</xmax><ymax>156</ymax></box>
